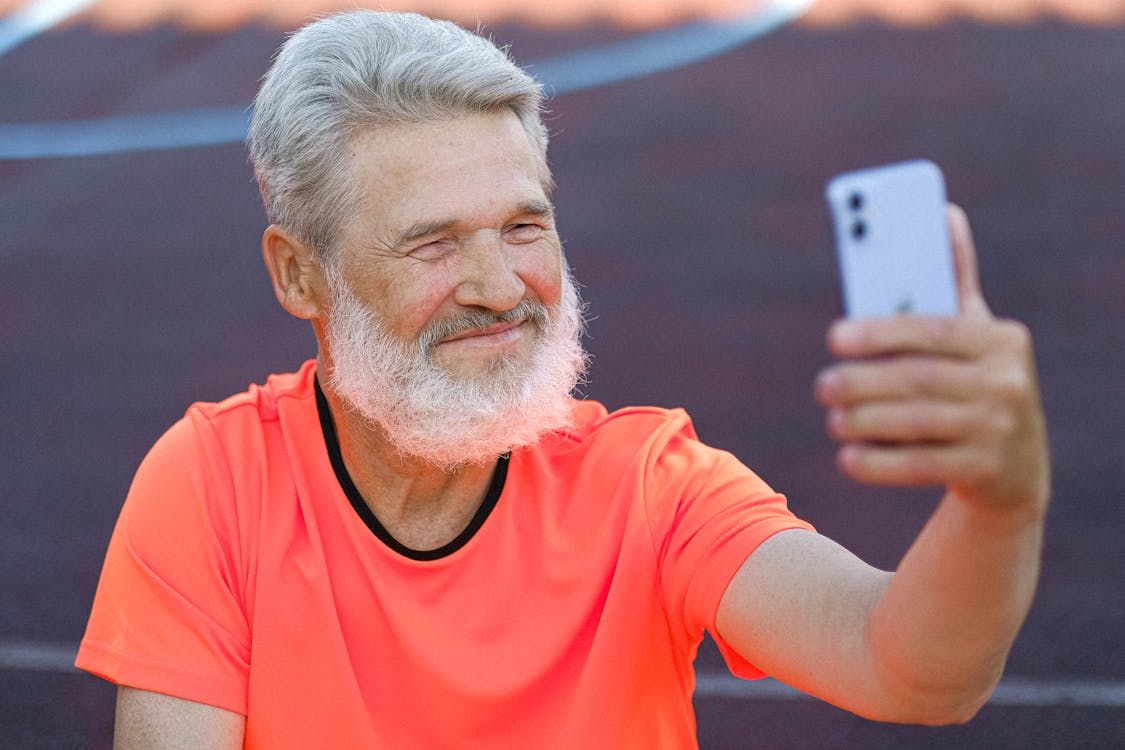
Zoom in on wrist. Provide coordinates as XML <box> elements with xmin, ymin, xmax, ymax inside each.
<box><xmin>947</xmin><ymin>481</ymin><xmax>1050</xmax><ymax>532</ymax></box>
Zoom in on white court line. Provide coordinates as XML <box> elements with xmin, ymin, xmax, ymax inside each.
<box><xmin>0</xmin><ymin>0</ymin><xmax>814</xmax><ymax>159</ymax></box>
<box><xmin>0</xmin><ymin>640</ymin><xmax>78</xmax><ymax>672</ymax></box>
<box><xmin>694</xmin><ymin>671</ymin><xmax>1125</xmax><ymax>707</ymax></box>
<box><xmin>0</xmin><ymin>0</ymin><xmax>97</xmax><ymax>58</ymax></box>
<box><xmin>5</xmin><ymin>640</ymin><xmax>1123</xmax><ymax>708</ymax></box>
<box><xmin>0</xmin><ymin>105</ymin><xmax>253</xmax><ymax>158</ymax></box>
<box><xmin>531</xmin><ymin>0</ymin><xmax>814</xmax><ymax>95</ymax></box>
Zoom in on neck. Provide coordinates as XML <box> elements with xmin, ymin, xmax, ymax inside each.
<box><xmin>316</xmin><ymin>371</ymin><xmax>502</xmax><ymax>553</ymax></box>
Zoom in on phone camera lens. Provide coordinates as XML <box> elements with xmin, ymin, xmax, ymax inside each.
<box><xmin>851</xmin><ymin>220</ymin><xmax>867</xmax><ymax>240</ymax></box>
<box><xmin>848</xmin><ymin>192</ymin><xmax>864</xmax><ymax>211</ymax></box>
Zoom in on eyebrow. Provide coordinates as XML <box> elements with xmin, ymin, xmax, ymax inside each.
<box><xmin>516</xmin><ymin>199</ymin><xmax>555</xmax><ymax>220</ymax></box>
<box><xmin>388</xmin><ymin>200</ymin><xmax>555</xmax><ymax>251</ymax></box>
<box><xmin>392</xmin><ymin>218</ymin><xmax>457</xmax><ymax>250</ymax></box>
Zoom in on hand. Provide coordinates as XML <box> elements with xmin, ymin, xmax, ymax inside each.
<box><xmin>815</xmin><ymin>205</ymin><xmax>1050</xmax><ymax>519</ymax></box>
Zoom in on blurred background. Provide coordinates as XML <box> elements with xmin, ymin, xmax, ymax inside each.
<box><xmin>1</xmin><ymin>0</ymin><xmax>1123</xmax><ymax>746</ymax></box>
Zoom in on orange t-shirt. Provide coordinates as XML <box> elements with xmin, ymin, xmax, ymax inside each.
<box><xmin>77</xmin><ymin>361</ymin><xmax>813</xmax><ymax>748</ymax></box>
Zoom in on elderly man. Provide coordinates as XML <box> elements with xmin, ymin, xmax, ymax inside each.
<box><xmin>76</xmin><ymin>10</ymin><xmax>1050</xmax><ymax>749</ymax></box>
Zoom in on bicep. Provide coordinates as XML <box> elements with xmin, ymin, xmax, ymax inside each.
<box><xmin>715</xmin><ymin>529</ymin><xmax>894</xmax><ymax>717</ymax></box>
<box><xmin>115</xmin><ymin>687</ymin><xmax>245</xmax><ymax>750</ymax></box>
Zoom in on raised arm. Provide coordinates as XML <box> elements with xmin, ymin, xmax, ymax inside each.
<box><xmin>115</xmin><ymin>687</ymin><xmax>245</xmax><ymax>750</ymax></box>
<box><xmin>717</xmin><ymin>205</ymin><xmax>1049</xmax><ymax>724</ymax></box>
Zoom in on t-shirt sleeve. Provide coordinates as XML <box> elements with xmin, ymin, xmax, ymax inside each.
<box><xmin>643</xmin><ymin>414</ymin><xmax>815</xmax><ymax>680</ymax></box>
<box><xmin>75</xmin><ymin>410</ymin><xmax>251</xmax><ymax>715</ymax></box>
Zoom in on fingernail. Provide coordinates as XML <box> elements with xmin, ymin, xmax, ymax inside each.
<box><xmin>837</xmin><ymin>446</ymin><xmax>857</xmax><ymax>475</ymax></box>
<box><xmin>829</xmin><ymin>320</ymin><xmax>859</xmax><ymax>351</ymax></box>
<box><xmin>816</xmin><ymin>369</ymin><xmax>841</xmax><ymax>398</ymax></box>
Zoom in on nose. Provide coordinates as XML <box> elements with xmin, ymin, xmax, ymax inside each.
<box><xmin>452</xmin><ymin>231</ymin><xmax>526</xmax><ymax>311</ymax></box>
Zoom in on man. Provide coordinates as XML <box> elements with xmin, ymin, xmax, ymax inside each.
<box><xmin>76</xmin><ymin>10</ymin><xmax>1050</xmax><ymax>749</ymax></box>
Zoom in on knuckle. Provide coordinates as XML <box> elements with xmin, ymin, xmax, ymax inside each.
<box><xmin>1005</xmin><ymin>319</ymin><xmax>1032</xmax><ymax>346</ymax></box>
<box><xmin>988</xmin><ymin>363</ymin><xmax>1031</xmax><ymax>405</ymax></box>
<box><xmin>973</xmin><ymin>450</ymin><xmax>1005</xmax><ymax>485</ymax></box>
<box><xmin>996</xmin><ymin>319</ymin><xmax>1034</xmax><ymax>355</ymax></box>
<box><xmin>986</xmin><ymin>409</ymin><xmax>1018</xmax><ymax>440</ymax></box>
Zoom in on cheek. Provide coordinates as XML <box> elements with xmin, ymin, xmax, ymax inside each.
<box><xmin>369</xmin><ymin>268</ymin><xmax>457</xmax><ymax>340</ymax></box>
<box><xmin>519</xmin><ymin>245</ymin><xmax>564</xmax><ymax>305</ymax></box>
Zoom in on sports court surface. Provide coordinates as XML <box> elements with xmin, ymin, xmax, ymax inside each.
<box><xmin>1</xmin><ymin>0</ymin><xmax>1123</xmax><ymax>746</ymax></box>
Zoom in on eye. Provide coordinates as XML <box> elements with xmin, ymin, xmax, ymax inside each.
<box><xmin>504</xmin><ymin>223</ymin><xmax>544</xmax><ymax>244</ymax></box>
<box><xmin>408</xmin><ymin>238</ymin><xmax>455</xmax><ymax>262</ymax></box>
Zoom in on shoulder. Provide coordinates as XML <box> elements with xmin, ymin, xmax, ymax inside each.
<box><xmin>563</xmin><ymin>400</ymin><xmax>698</xmax><ymax>448</ymax></box>
<box><xmin>184</xmin><ymin>360</ymin><xmax>317</xmax><ymax>435</ymax></box>
<box><xmin>522</xmin><ymin>399</ymin><xmax>721</xmax><ymax>486</ymax></box>
<box><xmin>125</xmin><ymin>361</ymin><xmax>318</xmax><ymax>526</ymax></box>
<box><xmin>539</xmin><ymin>399</ymin><xmax>780</xmax><ymax>502</ymax></box>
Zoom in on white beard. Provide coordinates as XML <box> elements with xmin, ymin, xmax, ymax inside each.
<box><xmin>323</xmin><ymin>262</ymin><xmax>589</xmax><ymax>470</ymax></box>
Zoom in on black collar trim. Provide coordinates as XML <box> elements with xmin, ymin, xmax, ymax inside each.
<box><xmin>314</xmin><ymin>376</ymin><xmax>508</xmax><ymax>561</ymax></box>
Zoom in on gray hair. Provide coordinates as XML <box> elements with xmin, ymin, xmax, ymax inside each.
<box><xmin>247</xmin><ymin>10</ymin><xmax>549</xmax><ymax>258</ymax></box>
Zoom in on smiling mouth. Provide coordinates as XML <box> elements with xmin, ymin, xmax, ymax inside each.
<box><xmin>438</xmin><ymin>319</ymin><xmax>526</xmax><ymax>345</ymax></box>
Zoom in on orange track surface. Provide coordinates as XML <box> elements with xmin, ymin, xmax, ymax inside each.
<box><xmin>2</xmin><ymin>0</ymin><xmax>1125</xmax><ymax>31</ymax></box>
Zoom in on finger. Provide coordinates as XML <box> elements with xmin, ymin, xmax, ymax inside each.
<box><xmin>947</xmin><ymin>203</ymin><xmax>992</xmax><ymax>317</ymax></box>
<box><xmin>816</xmin><ymin>356</ymin><xmax>976</xmax><ymax>407</ymax></box>
<box><xmin>836</xmin><ymin>442</ymin><xmax>997</xmax><ymax>488</ymax></box>
<box><xmin>827</xmin><ymin>401</ymin><xmax>975</xmax><ymax>444</ymax></box>
<box><xmin>827</xmin><ymin>314</ymin><xmax>991</xmax><ymax>360</ymax></box>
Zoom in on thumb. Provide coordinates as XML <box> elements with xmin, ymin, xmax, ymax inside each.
<box><xmin>947</xmin><ymin>203</ymin><xmax>991</xmax><ymax>317</ymax></box>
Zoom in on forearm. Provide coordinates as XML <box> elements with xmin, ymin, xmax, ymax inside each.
<box><xmin>867</xmin><ymin>490</ymin><xmax>1046</xmax><ymax>722</ymax></box>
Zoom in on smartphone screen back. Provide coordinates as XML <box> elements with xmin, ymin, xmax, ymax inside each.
<box><xmin>826</xmin><ymin>159</ymin><xmax>958</xmax><ymax>318</ymax></box>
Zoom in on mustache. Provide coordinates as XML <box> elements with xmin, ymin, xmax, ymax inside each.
<box><xmin>416</xmin><ymin>298</ymin><xmax>551</xmax><ymax>352</ymax></box>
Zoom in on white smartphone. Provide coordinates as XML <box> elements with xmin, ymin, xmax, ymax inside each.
<box><xmin>825</xmin><ymin>159</ymin><xmax>959</xmax><ymax>318</ymax></box>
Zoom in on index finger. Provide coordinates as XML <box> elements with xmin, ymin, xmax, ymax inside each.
<box><xmin>827</xmin><ymin>313</ymin><xmax>992</xmax><ymax>360</ymax></box>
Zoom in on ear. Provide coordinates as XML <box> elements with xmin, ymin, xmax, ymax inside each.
<box><xmin>261</xmin><ymin>224</ymin><xmax>328</xmax><ymax>320</ymax></box>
